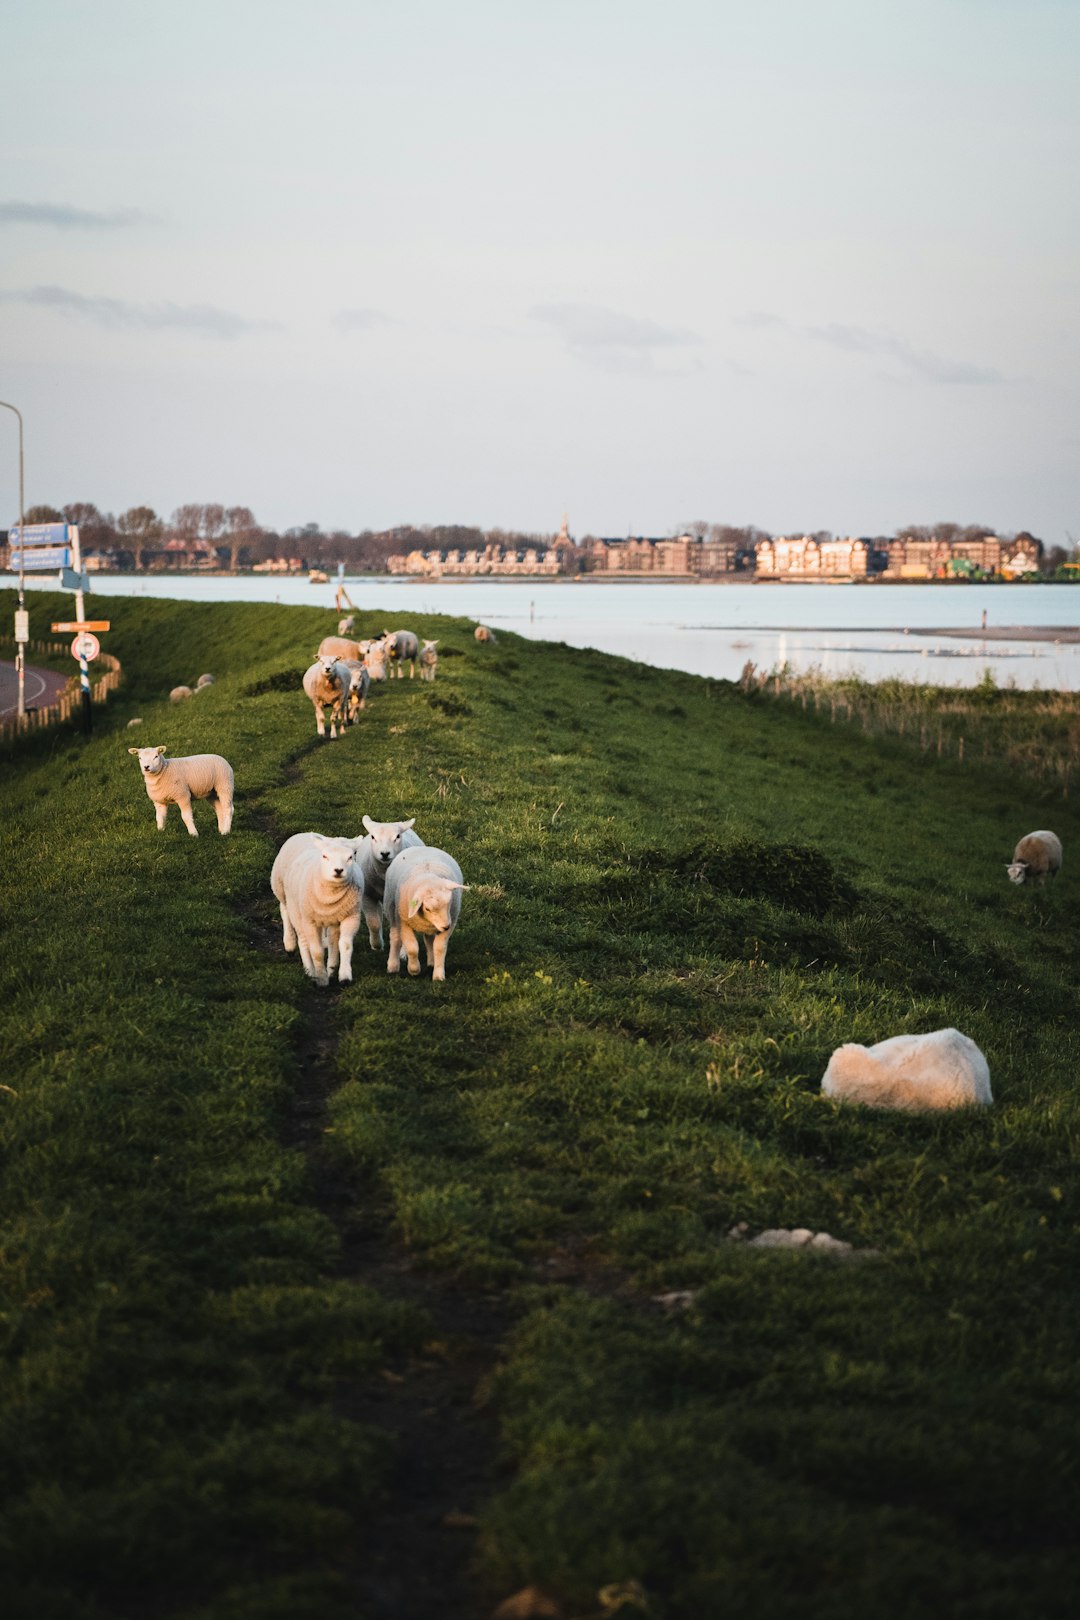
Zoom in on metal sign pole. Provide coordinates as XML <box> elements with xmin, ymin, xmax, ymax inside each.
<box><xmin>0</xmin><ymin>401</ymin><xmax>26</xmax><ymax>718</ymax></box>
<box><xmin>70</xmin><ymin>526</ymin><xmax>91</xmax><ymax>734</ymax></box>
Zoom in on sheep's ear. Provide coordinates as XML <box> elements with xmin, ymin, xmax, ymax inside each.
<box><xmin>155</xmin><ymin>745</ymin><xmax>166</xmax><ymax>756</ymax></box>
<box><xmin>310</xmin><ymin>832</ymin><xmax>327</xmax><ymax>845</ymax></box>
<box><xmin>362</xmin><ymin>815</ymin><xmax>375</xmax><ymax>833</ymax></box>
<box><xmin>401</xmin><ymin>818</ymin><xmax>416</xmax><ymax>830</ymax></box>
<box><xmin>408</xmin><ymin>896</ymin><xmax>424</xmax><ymax>918</ymax></box>
<box><xmin>128</xmin><ymin>746</ymin><xmax>140</xmax><ymax>755</ymax></box>
<box><xmin>446</xmin><ymin>882</ymin><xmax>468</xmax><ymax>891</ymax></box>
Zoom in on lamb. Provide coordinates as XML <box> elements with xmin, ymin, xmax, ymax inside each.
<box><xmin>341</xmin><ymin>659</ymin><xmax>370</xmax><ymax>722</ymax></box>
<box><xmin>363</xmin><ymin>639</ymin><xmax>389</xmax><ymax>682</ymax></box>
<box><xmin>354</xmin><ymin>816</ymin><xmax>424</xmax><ymax>949</ymax></box>
<box><xmin>270</xmin><ymin>832</ymin><xmax>364</xmax><ymax>986</ymax></box>
<box><xmin>1006</xmin><ymin>830</ymin><xmax>1062</xmax><ymax>886</ymax></box>
<box><xmin>474</xmin><ymin>624</ymin><xmax>497</xmax><ymax>644</ymax></box>
<box><xmin>195</xmin><ymin>673</ymin><xmax>215</xmax><ymax>689</ymax></box>
<box><xmin>128</xmin><ymin>745</ymin><xmax>235</xmax><ymax>836</ymax></box>
<box><xmin>302</xmin><ymin>655</ymin><xmax>349</xmax><ymax>738</ymax></box>
<box><xmin>338</xmin><ymin>615</ymin><xmax>355</xmax><ymax>634</ymax></box>
<box><xmin>317</xmin><ymin>634</ymin><xmax>364</xmax><ymax>663</ymax></box>
<box><xmin>169</xmin><ymin>684</ymin><xmax>193</xmax><ymax>703</ymax></box>
<box><xmin>383</xmin><ymin>843</ymin><xmax>466</xmax><ymax>981</ymax></box>
<box><xmin>418</xmin><ymin>639</ymin><xmax>439</xmax><ymax>682</ymax></box>
<box><xmin>383</xmin><ymin>629</ymin><xmax>419</xmax><ymax>678</ymax></box>
<box><xmin>821</xmin><ymin>1027</ymin><xmax>991</xmax><ymax>1112</ymax></box>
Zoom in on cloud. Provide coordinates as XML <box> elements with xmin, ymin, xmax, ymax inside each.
<box><xmin>530</xmin><ymin>302</ymin><xmax>702</xmax><ymax>375</ymax></box>
<box><xmin>0</xmin><ymin>201</ymin><xmax>154</xmax><ymax>229</ymax></box>
<box><xmin>0</xmin><ymin>284</ymin><xmax>278</xmax><ymax>339</ymax></box>
<box><xmin>737</xmin><ymin>310</ymin><xmax>1005</xmax><ymax>385</ymax></box>
<box><xmin>332</xmin><ymin>307</ymin><xmax>395</xmax><ymax>332</ymax></box>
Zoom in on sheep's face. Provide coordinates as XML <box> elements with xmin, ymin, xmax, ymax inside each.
<box><xmin>317</xmin><ymin>655</ymin><xmax>341</xmax><ymax>678</ymax></box>
<box><xmin>422</xmin><ymin>640</ymin><xmax>438</xmax><ymax>653</ymax></box>
<box><xmin>407</xmin><ymin>879</ymin><xmax>463</xmax><ymax>931</ymax></box>
<box><xmin>348</xmin><ymin>667</ymin><xmax>367</xmax><ymax>692</ymax></box>
<box><xmin>129</xmin><ymin>744</ymin><xmax>167</xmax><ymax>775</ymax></box>
<box><xmin>362</xmin><ymin>816</ymin><xmax>416</xmax><ymax>869</ymax></box>
<box><xmin>1006</xmin><ymin>861</ymin><xmax>1029</xmax><ymax>885</ymax></box>
<box><xmin>364</xmin><ymin>648</ymin><xmax>388</xmax><ymax>680</ymax></box>
<box><xmin>312</xmin><ymin>836</ymin><xmax>360</xmax><ymax>884</ymax></box>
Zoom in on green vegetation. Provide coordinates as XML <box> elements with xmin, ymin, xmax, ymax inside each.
<box><xmin>2</xmin><ymin>589</ymin><xmax>1078</xmax><ymax>1619</ymax></box>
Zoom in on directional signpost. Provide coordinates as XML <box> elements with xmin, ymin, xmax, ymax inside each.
<box><xmin>8</xmin><ymin>522</ymin><xmax>72</xmax><ymax>572</ymax></box>
<box><xmin>71</xmin><ymin>632</ymin><xmax>100</xmax><ymax>663</ymax></box>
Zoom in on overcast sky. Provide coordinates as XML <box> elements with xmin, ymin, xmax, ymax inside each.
<box><xmin>2</xmin><ymin>0</ymin><xmax>1078</xmax><ymax>541</ymax></box>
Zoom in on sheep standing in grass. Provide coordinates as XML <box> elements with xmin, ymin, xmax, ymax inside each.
<box><xmin>317</xmin><ymin>634</ymin><xmax>363</xmax><ymax>663</ymax></box>
<box><xmin>342</xmin><ymin>660</ymin><xmax>370</xmax><ymax>723</ymax></box>
<box><xmin>302</xmin><ymin>655</ymin><xmax>349</xmax><ymax>738</ymax></box>
<box><xmin>270</xmin><ymin>832</ymin><xmax>365</xmax><ymax>986</ymax></box>
<box><xmin>383</xmin><ymin>844</ymin><xmax>465</xmax><ymax>981</ymax></box>
<box><xmin>418</xmin><ymin>639</ymin><xmax>439</xmax><ymax>682</ymax></box>
<box><xmin>384</xmin><ymin>629</ymin><xmax>419</xmax><ymax>678</ymax></box>
<box><xmin>1007</xmin><ymin>830</ymin><xmax>1062</xmax><ymax>886</ymax></box>
<box><xmin>128</xmin><ymin>745</ymin><xmax>234</xmax><ymax>836</ymax></box>
<box><xmin>821</xmin><ymin>1027</ymin><xmax>991</xmax><ymax>1111</ymax></box>
<box><xmin>338</xmin><ymin>615</ymin><xmax>355</xmax><ymax>634</ymax></box>
<box><xmin>363</xmin><ymin>639</ymin><xmax>389</xmax><ymax>683</ymax></box>
<box><xmin>355</xmin><ymin>816</ymin><xmax>424</xmax><ymax>949</ymax></box>
<box><xmin>474</xmin><ymin>624</ymin><xmax>497</xmax><ymax>645</ymax></box>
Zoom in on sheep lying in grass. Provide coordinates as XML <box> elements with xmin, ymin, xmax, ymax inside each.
<box><xmin>270</xmin><ymin>832</ymin><xmax>364</xmax><ymax>986</ymax></box>
<box><xmin>195</xmin><ymin>673</ymin><xmax>215</xmax><ymax>689</ymax></box>
<box><xmin>384</xmin><ymin>629</ymin><xmax>419</xmax><ymax>678</ymax></box>
<box><xmin>341</xmin><ymin>660</ymin><xmax>370</xmax><ymax>722</ymax></box>
<box><xmin>383</xmin><ymin>844</ymin><xmax>465</xmax><ymax>980</ymax></box>
<box><xmin>128</xmin><ymin>745</ymin><xmax>234</xmax><ymax>836</ymax></box>
<box><xmin>821</xmin><ymin>1027</ymin><xmax>991</xmax><ymax>1112</ymax></box>
<box><xmin>169</xmin><ymin>684</ymin><xmax>193</xmax><ymax>703</ymax></box>
<box><xmin>355</xmin><ymin>816</ymin><xmax>424</xmax><ymax>948</ymax></box>
<box><xmin>474</xmin><ymin>624</ymin><xmax>497</xmax><ymax>644</ymax></box>
<box><xmin>302</xmin><ymin>655</ymin><xmax>349</xmax><ymax>738</ymax></box>
<box><xmin>419</xmin><ymin>639</ymin><xmax>439</xmax><ymax>682</ymax></box>
<box><xmin>1007</xmin><ymin>829</ymin><xmax>1062</xmax><ymax>886</ymax></box>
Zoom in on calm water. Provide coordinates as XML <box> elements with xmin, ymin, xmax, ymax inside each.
<box><xmin>21</xmin><ymin>573</ymin><xmax>1080</xmax><ymax>689</ymax></box>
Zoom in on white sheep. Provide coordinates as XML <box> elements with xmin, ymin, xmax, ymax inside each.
<box><xmin>354</xmin><ymin>816</ymin><xmax>424</xmax><ymax>949</ymax></box>
<box><xmin>1006</xmin><ymin>830</ymin><xmax>1062</xmax><ymax>886</ymax></box>
<box><xmin>418</xmin><ymin>639</ymin><xmax>439</xmax><ymax>682</ymax></box>
<box><xmin>341</xmin><ymin>659</ymin><xmax>370</xmax><ymax>722</ymax></box>
<box><xmin>363</xmin><ymin>639</ymin><xmax>389</xmax><ymax>682</ymax></box>
<box><xmin>383</xmin><ymin>844</ymin><xmax>465</xmax><ymax>980</ymax></box>
<box><xmin>169</xmin><ymin>684</ymin><xmax>193</xmax><ymax>703</ymax></box>
<box><xmin>195</xmin><ymin>673</ymin><xmax>215</xmax><ymax>689</ymax></box>
<box><xmin>821</xmin><ymin>1027</ymin><xmax>991</xmax><ymax>1112</ymax></box>
<box><xmin>474</xmin><ymin>624</ymin><xmax>497</xmax><ymax>644</ymax></box>
<box><xmin>270</xmin><ymin>831</ymin><xmax>365</xmax><ymax>986</ymax></box>
<box><xmin>302</xmin><ymin>655</ymin><xmax>349</xmax><ymax>738</ymax></box>
<box><xmin>338</xmin><ymin>615</ymin><xmax>355</xmax><ymax>634</ymax></box>
<box><xmin>383</xmin><ymin>629</ymin><xmax>419</xmax><ymax>678</ymax></box>
<box><xmin>317</xmin><ymin>634</ymin><xmax>363</xmax><ymax>663</ymax></box>
<box><xmin>128</xmin><ymin>745</ymin><xmax>235</xmax><ymax>836</ymax></box>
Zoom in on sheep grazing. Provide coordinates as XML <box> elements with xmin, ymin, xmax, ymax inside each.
<box><xmin>317</xmin><ymin>634</ymin><xmax>363</xmax><ymax>663</ymax></box>
<box><xmin>355</xmin><ymin>816</ymin><xmax>424</xmax><ymax>949</ymax></box>
<box><xmin>383</xmin><ymin>844</ymin><xmax>465</xmax><ymax>981</ymax></box>
<box><xmin>821</xmin><ymin>1027</ymin><xmax>991</xmax><ymax>1112</ymax></box>
<box><xmin>474</xmin><ymin>624</ymin><xmax>497</xmax><ymax>644</ymax></box>
<box><xmin>195</xmin><ymin>673</ymin><xmax>215</xmax><ymax>689</ymax></box>
<box><xmin>128</xmin><ymin>745</ymin><xmax>235</xmax><ymax>837</ymax></box>
<box><xmin>418</xmin><ymin>639</ymin><xmax>439</xmax><ymax>682</ymax></box>
<box><xmin>383</xmin><ymin>629</ymin><xmax>419</xmax><ymax>679</ymax></box>
<box><xmin>341</xmin><ymin>659</ymin><xmax>370</xmax><ymax>722</ymax></box>
<box><xmin>302</xmin><ymin>655</ymin><xmax>349</xmax><ymax>738</ymax></box>
<box><xmin>270</xmin><ymin>832</ymin><xmax>365</xmax><ymax>986</ymax></box>
<box><xmin>169</xmin><ymin>684</ymin><xmax>193</xmax><ymax>703</ymax></box>
<box><xmin>337</xmin><ymin>615</ymin><xmax>355</xmax><ymax>634</ymax></box>
<box><xmin>1007</xmin><ymin>829</ymin><xmax>1062</xmax><ymax>886</ymax></box>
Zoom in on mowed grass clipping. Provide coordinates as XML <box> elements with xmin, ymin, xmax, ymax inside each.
<box><xmin>1</xmin><ymin>588</ymin><xmax>1079</xmax><ymax>1620</ymax></box>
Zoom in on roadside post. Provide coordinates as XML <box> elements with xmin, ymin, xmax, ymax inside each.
<box><xmin>5</xmin><ymin>518</ymin><xmax>94</xmax><ymax>732</ymax></box>
<box><xmin>52</xmin><ymin>616</ymin><xmax>110</xmax><ymax>739</ymax></box>
<box><xmin>0</xmin><ymin>400</ymin><xmax>26</xmax><ymax>717</ymax></box>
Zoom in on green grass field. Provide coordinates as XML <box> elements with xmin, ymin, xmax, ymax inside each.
<box><xmin>2</xmin><ymin>589</ymin><xmax>1078</xmax><ymax>1620</ymax></box>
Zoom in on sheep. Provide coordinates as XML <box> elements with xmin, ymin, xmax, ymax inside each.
<box><xmin>354</xmin><ymin>816</ymin><xmax>424</xmax><ymax>949</ymax></box>
<box><xmin>128</xmin><ymin>745</ymin><xmax>235</xmax><ymax>837</ymax></box>
<box><xmin>418</xmin><ymin>639</ymin><xmax>439</xmax><ymax>682</ymax></box>
<box><xmin>363</xmin><ymin>639</ymin><xmax>389</xmax><ymax>682</ymax></box>
<box><xmin>337</xmin><ymin>615</ymin><xmax>355</xmax><ymax>634</ymax></box>
<box><xmin>302</xmin><ymin>655</ymin><xmax>349</xmax><ymax>738</ymax></box>
<box><xmin>821</xmin><ymin>1027</ymin><xmax>991</xmax><ymax>1112</ymax></box>
<box><xmin>383</xmin><ymin>843</ymin><xmax>465</xmax><ymax>980</ymax></box>
<box><xmin>474</xmin><ymin>624</ymin><xmax>497</xmax><ymax>644</ymax></box>
<box><xmin>195</xmin><ymin>673</ymin><xmax>215</xmax><ymax>689</ymax></box>
<box><xmin>169</xmin><ymin>684</ymin><xmax>193</xmax><ymax>703</ymax></box>
<box><xmin>270</xmin><ymin>832</ymin><xmax>364</xmax><ymax>986</ymax></box>
<box><xmin>317</xmin><ymin>634</ymin><xmax>364</xmax><ymax>663</ymax></box>
<box><xmin>127</xmin><ymin>717</ymin><xmax>143</xmax><ymax>728</ymax></box>
<box><xmin>1006</xmin><ymin>830</ymin><xmax>1062</xmax><ymax>886</ymax></box>
<box><xmin>383</xmin><ymin>629</ymin><xmax>419</xmax><ymax>679</ymax></box>
<box><xmin>341</xmin><ymin>659</ymin><xmax>370</xmax><ymax>722</ymax></box>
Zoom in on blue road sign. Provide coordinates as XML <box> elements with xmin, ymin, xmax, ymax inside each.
<box><xmin>10</xmin><ymin>546</ymin><xmax>72</xmax><ymax>571</ymax></box>
<box><xmin>8</xmin><ymin>522</ymin><xmax>69</xmax><ymax>547</ymax></box>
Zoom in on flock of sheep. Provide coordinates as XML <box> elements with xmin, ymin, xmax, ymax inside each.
<box><xmin>126</xmin><ymin>619</ymin><xmax>1064</xmax><ymax>1102</ymax></box>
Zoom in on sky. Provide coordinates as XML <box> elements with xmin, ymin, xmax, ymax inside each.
<box><xmin>1</xmin><ymin>0</ymin><xmax>1078</xmax><ymax>542</ymax></box>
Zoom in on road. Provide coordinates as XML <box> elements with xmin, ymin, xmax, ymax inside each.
<box><xmin>0</xmin><ymin>660</ymin><xmax>71</xmax><ymax>716</ymax></box>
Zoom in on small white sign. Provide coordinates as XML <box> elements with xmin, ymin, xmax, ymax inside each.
<box><xmin>14</xmin><ymin>608</ymin><xmax>29</xmax><ymax>642</ymax></box>
<box><xmin>71</xmin><ymin>632</ymin><xmax>100</xmax><ymax>662</ymax></box>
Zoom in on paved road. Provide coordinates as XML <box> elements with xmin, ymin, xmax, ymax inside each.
<box><xmin>0</xmin><ymin>660</ymin><xmax>71</xmax><ymax>716</ymax></box>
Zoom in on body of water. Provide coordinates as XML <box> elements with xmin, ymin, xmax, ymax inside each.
<box><xmin>18</xmin><ymin>573</ymin><xmax>1080</xmax><ymax>689</ymax></box>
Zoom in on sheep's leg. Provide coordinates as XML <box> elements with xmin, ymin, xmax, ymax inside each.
<box><xmin>298</xmin><ymin>923</ymin><xmax>329</xmax><ymax>987</ymax></box>
<box><xmin>431</xmin><ymin>930</ymin><xmax>451</xmax><ymax>982</ymax></box>
<box><xmin>279</xmin><ymin>901</ymin><xmax>297</xmax><ymax>952</ymax></box>
<box><xmin>386</xmin><ymin>918</ymin><xmax>402</xmax><ymax>974</ymax></box>
<box><xmin>325</xmin><ymin>924</ymin><xmax>340</xmax><ymax>975</ymax></box>
<box><xmin>401</xmin><ymin>922</ymin><xmax>422</xmax><ymax>976</ymax></box>
<box><xmin>408</xmin><ymin>659</ymin><xmax>415</xmax><ymax>678</ymax></box>
<box><xmin>424</xmin><ymin>934</ymin><xmax>436</xmax><ymax>969</ymax></box>
<box><xmin>314</xmin><ymin>701</ymin><xmax>326</xmax><ymax>738</ymax></box>
<box><xmin>177</xmin><ymin>794</ymin><xmax>199</xmax><ymax>837</ymax></box>
<box><xmin>215</xmin><ymin>795</ymin><xmax>233</xmax><ymax>835</ymax></box>
<box><xmin>337</xmin><ymin>912</ymin><xmax>360</xmax><ymax>983</ymax></box>
<box><xmin>363</xmin><ymin>896</ymin><xmax>383</xmax><ymax>950</ymax></box>
<box><xmin>155</xmin><ymin>802</ymin><xmax>168</xmax><ymax>830</ymax></box>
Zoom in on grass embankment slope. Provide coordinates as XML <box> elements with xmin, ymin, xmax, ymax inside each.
<box><xmin>1</xmin><ymin>589</ymin><xmax>1078</xmax><ymax>1620</ymax></box>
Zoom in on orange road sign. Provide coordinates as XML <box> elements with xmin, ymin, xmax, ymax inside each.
<box><xmin>52</xmin><ymin>620</ymin><xmax>110</xmax><ymax>632</ymax></box>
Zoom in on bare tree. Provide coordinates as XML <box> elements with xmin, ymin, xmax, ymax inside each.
<box><xmin>116</xmin><ymin>506</ymin><xmax>164</xmax><ymax>570</ymax></box>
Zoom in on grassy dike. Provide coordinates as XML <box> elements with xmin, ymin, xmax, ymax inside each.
<box><xmin>1</xmin><ymin>589</ymin><xmax>1078</xmax><ymax>1619</ymax></box>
